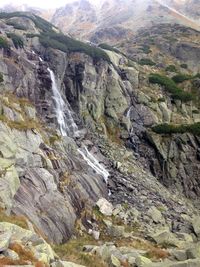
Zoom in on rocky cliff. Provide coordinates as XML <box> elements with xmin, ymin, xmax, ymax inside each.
<box><xmin>0</xmin><ymin>11</ymin><xmax>200</xmax><ymax>267</ymax></box>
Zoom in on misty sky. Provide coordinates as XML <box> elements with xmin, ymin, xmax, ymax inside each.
<box><xmin>0</xmin><ymin>0</ymin><xmax>96</xmax><ymax>9</ymax></box>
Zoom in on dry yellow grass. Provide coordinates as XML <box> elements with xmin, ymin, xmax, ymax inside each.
<box><xmin>0</xmin><ymin>208</ymin><xmax>28</xmax><ymax>229</ymax></box>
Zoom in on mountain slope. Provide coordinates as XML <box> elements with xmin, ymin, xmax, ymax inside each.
<box><xmin>49</xmin><ymin>0</ymin><xmax>200</xmax><ymax>44</ymax></box>
<box><xmin>0</xmin><ymin>11</ymin><xmax>200</xmax><ymax>267</ymax></box>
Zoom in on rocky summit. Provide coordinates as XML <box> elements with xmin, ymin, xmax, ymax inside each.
<box><xmin>0</xmin><ymin>2</ymin><xmax>199</xmax><ymax>267</ymax></box>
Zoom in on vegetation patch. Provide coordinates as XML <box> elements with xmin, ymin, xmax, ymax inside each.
<box><xmin>6</xmin><ymin>21</ymin><xmax>27</xmax><ymax>30</ymax></box>
<box><xmin>0</xmin><ymin>12</ymin><xmax>55</xmax><ymax>33</ymax></box>
<box><xmin>149</xmin><ymin>73</ymin><xmax>194</xmax><ymax>102</ymax></box>
<box><xmin>180</xmin><ymin>63</ymin><xmax>188</xmax><ymax>69</ymax></box>
<box><xmin>0</xmin><ymin>73</ymin><xmax>3</xmax><ymax>83</ymax></box>
<box><xmin>0</xmin><ymin>36</ymin><xmax>10</xmax><ymax>49</ymax></box>
<box><xmin>139</xmin><ymin>58</ymin><xmax>156</xmax><ymax>66</ymax></box>
<box><xmin>165</xmin><ymin>65</ymin><xmax>177</xmax><ymax>72</ymax></box>
<box><xmin>140</xmin><ymin>45</ymin><xmax>152</xmax><ymax>54</ymax></box>
<box><xmin>152</xmin><ymin>122</ymin><xmax>200</xmax><ymax>136</ymax></box>
<box><xmin>39</xmin><ymin>32</ymin><xmax>111</xmax><ymax>62</ymax></box>
<box><xmin>0</xmin><ymin>208</ymin><xmax>28</xmax><ymax>229</ymax></box>
<box><xmin>99</xmin><ymin>43</ymin><xmax>121</xmax><ymax>54</ymax></box>
<box><xmin>54</xmin><ymin>238</ymin><xmax>108</xmax><ymax>267</ymax></box>
<box><xmin>172</xmin><ymin>74</ymin><xmax>192</xmax><ymax>83</ymax></box>
<box><xmin>6</xmin><ymin>33</ymin><xmax>24</xmax><ymax>49</ymax></box>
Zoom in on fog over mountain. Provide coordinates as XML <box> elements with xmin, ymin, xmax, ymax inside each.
<box><xmin>1</xmin><ymin>0</ymin><xmax>199</xmax><ymax>43</ymax></box>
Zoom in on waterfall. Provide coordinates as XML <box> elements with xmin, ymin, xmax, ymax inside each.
<box><xmin>78</xmin><ymin>146</ymin><xmax>109</xmax><ymax>184</ymax></box>
<box><xmin>126</xmin><ymin>106</ymin><xmax>133</xmax><ymax>119</ymax></box>
<box><xmin>48</xmin><ymin>68</ymin><xmax>78</xmax><ymax>137</ymax></box>
<box><xmin>46</xmin><ymin>65</ymin><xmax>110</xmax><ymax>186</ymax></box>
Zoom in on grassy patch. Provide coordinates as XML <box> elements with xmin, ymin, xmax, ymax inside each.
<box><xmin>6</xmin><ymin>33</ymin><xmax>24</xmax><ymax>49</ymax></box>
<box><xmin>0</xmin><ymin>36</ymin><xmax>10</xmax><ymax>49</ymax></box>
<box><xmin>49</xmin><ymin>134</ymin><xmax>61</xmax><ymax>145</ymax></box>
<box><xmin>0</xmin><ymin>208</ymin><xmax>28</xmax><ymax>229</ymax></box>
<box><xmin>149</xmin><ymin>73</ymin><xmax>194</xmax><ymax>102</ymax></box>
<box><xmin>152</xmin><ymin>122</ymin><xmax>200</xmax><ymax>136</ymax></box>
<box><xmin>145</xmin><ymin>247</ymin><xmax>169</xmax><ymax>261</ymax></box>
<box><xmin>139</xmin><ymin>58</ymin><xmax>156</xmax><ymax>66</ymax></box>
<box><xmin>54</xmin><ymin>238</ymin><xmax>108</xmax><ymax>267</ymax></box>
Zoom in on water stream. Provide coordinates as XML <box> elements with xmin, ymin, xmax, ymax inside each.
<box><xmin>47</xmin><ymin>67</ymin><xmax>110</xmax><ymax>185</ymax></box>
<box><xmin>77</xmin><ymin>146</ymin><xmax>109</xmax><ymax>184</ymax></box>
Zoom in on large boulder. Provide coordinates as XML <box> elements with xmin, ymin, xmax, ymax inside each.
<box><xmin>96</xmin><ymin>198</ymin><xmax>113</xmax><ymax>216</ymax></box>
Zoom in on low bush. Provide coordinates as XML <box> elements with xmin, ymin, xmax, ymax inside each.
<box><xmin>172</xmin><ymin>74</ymin><xmax>192</xmax><ymax>83</ymax></box>
<box><xmin>139</xmin><ymin>58</ymin><xmax>156</xmax><ymax>66</ymax></box>
<box><xmin>152</xmin><ymin>122</ymin><xmax>200</xmax><ymax>136</ymax></box>
<box><xmin>149</xmin><ymin>73</ymin><xmax>194</xmax><ymax>102</ymax></box>
<box><xmin>0</xmin><ymin>12</ymin><xmax>55</xmax><ymax>33</ymax></box>
<box><xmin>39</xmin><ymin>32</ymin><xmax>111</xmax><ymax>62</ymax></box>
<box><xmin>6</xmin><ymin>21</ymin><xmax>27</xmax><ymax>30</ymax></box>
<box><xmin>0</xmin><ymin>36</ymin><xmax>9</xmax><ymax>49</ymax></box>
<box><xmin>0</xmin><ymin>73</ymin><xmax>3</xmax><ymax>83</ymax></box>
<box><xmin>165</xmin><ymin>65</ymin><xmax>177</xmax><ymax>72</ymax></box>
<box><xmin>6</xmin><ymin>33</ymin><xmax>24</xmax><ymax>49</ymax></box>
<box><xmin>98</xmin><ymin>43</ymin><xmax>121</xmax><ymax>54</ymax></box>
<box><xmin>140</xmin><ymin>45</ymin><xmax>152</xmax><ymax>54</ymax></box>
<box><xmin>180</xmin><ymin>63</ymin><xmax>188</xmax><ymax>69</ymax></box>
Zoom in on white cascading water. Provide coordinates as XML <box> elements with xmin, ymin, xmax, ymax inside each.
<box><xmin>77</xmin><ymin>146</ymin><xmax>109</xmax><ymax>184</ymax></box>
<box><xmin>46</xmin><ymin>64</ymin><xmax>110</xmax><ymax>185</ymax></box>
<box><xmin>48</xmin><ymin>68</ymin><xmax>78</xmax><ymax>137</ymax></box>
<box><xmin>126</xmin><ymin>106</ymin><xmax>133</xmax><ymax>119</ymax></box>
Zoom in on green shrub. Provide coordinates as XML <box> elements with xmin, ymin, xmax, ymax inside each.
<box><xmin>195</xmin><ymin>73</ymin><xmax>200</xmax><ymax>79</ymax></box>
<box><xmin>39</xmin><ymin>32</ymin><xmax>111</xmax><ymax>62</ymax></box>
<box><xmin>165</xmin><ymin>65</ymin><xmax>177</xmax><ymax>72</ymax></box>
<box><xmin>139</xmin><ymin>58</ymin><xmax>156</xmax><ymax>66</ymax></box>
<box><xmin>6</xmin><ymin>33</ymin><xmax>24</xmax><ymax>49</ymax></box>
<box><xmin>192</xmin><ymin>110</ymin><xmax>199</xmax><ymax>114</ymax></box>
<box><xmin>6</xmin><ymin>21</ymin><xmax>27</xmax><ymax>30</ymax></box>
<box><xmin>140</xmin><ymin>45</ymin><xmax>151</xmax><ymax>54</ymax></box>
<box><xmin>158</xmin><ymin>97</ymin><xmax>165</xmax><ymax>102</ymax></box>
<box><xmin>180</xmin><ymin>63</ymin><xmax>188</xmax><ymax>69</ymax></box>
<box><xmin>152</xmin><ymin>122</ymin><xmax>200</xmax><ymax>136</ymax></box>
<box><xmin>149</xmin><ymin>73</ymin><xmax>194</xmax><ymax>102</ymax></box>
<box><xmin>172</xmin><ymin>74</ymin><xmax>192</xmax><ymax>83</ymax></box>
<box><xmin>98</xmin><ymin>43</ymin><xmax>121</xmax><ymax>54</ymax></box>
<box><xmin>0</xmin><ymin>37</ymin><xmax>9</xmax><ymax>49</ymax></box>
<box><xmin>127</xmin><ymin>59</ymin><xmax>136</xmax><ymax>68</ymax></box>
<box><xmin>0</xmin><ymin>73</ymin><xmax>3</xmax><ymax>83</ymax></box>
<box><xmin>0</xmin><ymin>12</ymin><xmax>55</xmax><ymax>33</ymax></box>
